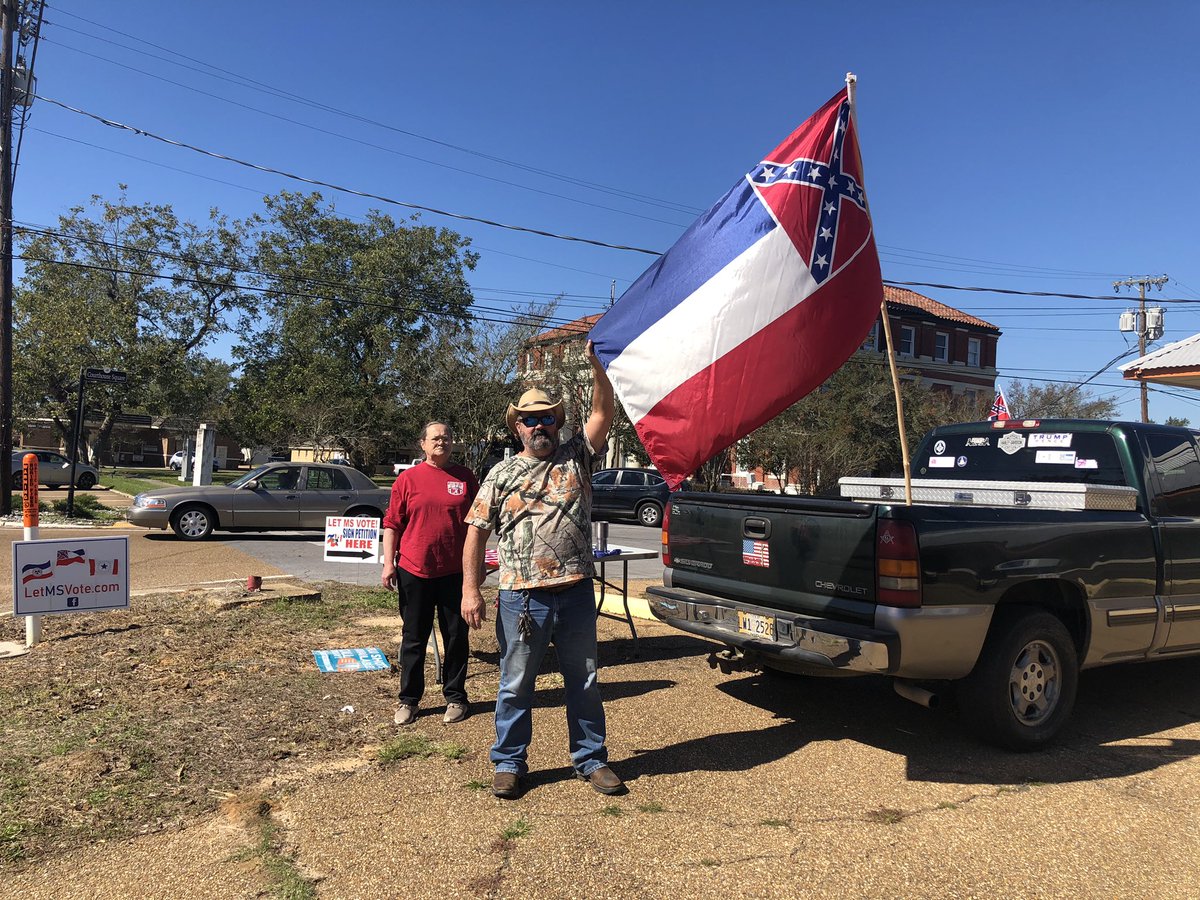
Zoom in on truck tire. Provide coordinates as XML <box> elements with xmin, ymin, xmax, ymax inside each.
<box><xmin>957</xmin><ymin>608</ymin><xmax>1078</xmax><ymax>751</ymax></box>
<box><xmin>171</xmin><ymin>505</ymin><xmax>215</xmax><ymax>541</ymax></box>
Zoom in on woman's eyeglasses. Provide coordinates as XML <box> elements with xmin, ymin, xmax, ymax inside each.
<box><xmin>520</xmin><ymin>414</ymin><xmax>558</xmax><ymax>427</ymax></box>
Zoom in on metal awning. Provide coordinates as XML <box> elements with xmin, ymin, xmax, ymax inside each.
<box><xmin>1120</xmin><ymin>332</ymin><xmax>1200</xmax><ymax>390</ymax></box>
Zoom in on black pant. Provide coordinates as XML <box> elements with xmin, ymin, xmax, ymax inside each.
<box><xmin>397</xmin><ymin>569</ymin><xmax>469</xmax><ymax>706</ymax></box>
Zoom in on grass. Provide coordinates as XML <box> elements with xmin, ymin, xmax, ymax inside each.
<box><xmin>757</xmin><ymin>818</ymin><xmax>788</xmax><ymax>828</ymax></box>
<box><xmin>239</xmin><ymin>822</ymin><xmax>317</xmax><ymax>900</ymax></box>
<box><xmin>265</xmin><ymin>587</ymin><xmax>398</xmax><ymax>626</ymax></box>
<box><xmin>600</xmin><ymin>805</ymin><xmax>622</xmax><ymax>817</ymax></box>
<box><xmin>377</xmin><ymin>733</ymin><xmax>467</xmax><ymax>764</ymax></box>
<box><xmin>865</xmin><ymin>807</ymin><xmax>908</xmax><ymax>825</ymax></box>
<box><xmin>464</xmin><ymin>780</ymin><xmax>490</xmax><ymax>792</ymax></box>
<box><xmin>637</xmin><ymin>801</ymin><xmax>666</xmax><ymax>814</ymax></box>
<box><xmin>937</xmin><ymin>801</ymin><xmax>960</xmax><ymax>810</ymax></box>
<box><xmin>500</xmin><ymin>819</ymin><xmax>532</xmax><ymax>840</ymax></box>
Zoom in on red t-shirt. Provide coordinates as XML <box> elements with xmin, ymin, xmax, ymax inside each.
<box><xmin>383</xmin><ymin>462</ymin><xmax>479</xmax><ymax>579</ymax></box>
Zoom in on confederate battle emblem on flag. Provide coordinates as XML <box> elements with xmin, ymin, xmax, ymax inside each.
<box><xmin>447</xmin><ymin>481</ymin><xmax>465</xmax><ymax>496</ymax></box>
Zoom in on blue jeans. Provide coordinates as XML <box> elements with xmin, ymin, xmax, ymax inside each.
<box><xmin>491</xmin><ymin>580</ymin><xmax>608</xmax><ymax>777</ymax></box>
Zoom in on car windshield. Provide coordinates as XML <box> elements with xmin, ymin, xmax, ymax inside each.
<box><xmin>227</xmin><ymin>465</ymin><xmax>276</xmax><ymax>489</ymax></box>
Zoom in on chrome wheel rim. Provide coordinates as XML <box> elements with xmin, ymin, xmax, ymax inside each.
<box><xmin>178</xmin><ymin>510</ymin><xmax>209</xmax><ymax>537</ymax></box>
<box><xmin>639</xmin><ymin>505</ymin><xmax>660</xmax><ymax>526</ymax></box>
<box><xmin>1008</xmin><ymin>639</ymin><xmax>1060</xmax><ymax>726</ymax></box>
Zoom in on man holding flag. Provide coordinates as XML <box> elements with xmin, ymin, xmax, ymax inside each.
<box><xmin>590</xmin><ymin>80</ymin><xmax>884</xmax><ymax>487</ymax></box>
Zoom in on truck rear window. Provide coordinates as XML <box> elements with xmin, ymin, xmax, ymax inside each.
<box><xmin>915</xmin><ymin>430</ymin><xmax>1128</xmax><ymax>486</ymax></box>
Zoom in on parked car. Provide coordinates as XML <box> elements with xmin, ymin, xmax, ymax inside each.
<box><xmin>591</xmin><ymin>467</ymin><xmax>677</xmax><ymax>528</ymax></box>
<box><xmin>11</xmin><ymin>449</ymin><xmax>100</xmax><ymax>490</ymax></box>
<box><xmin>169</xmin><ymin>450</ymin><xmax>220</xmax><ymax>471</ymax></box>
<box><xmin>127</xmin><ymin>462</ymin><xmax>391</xmax><ymax>540</ymax></box>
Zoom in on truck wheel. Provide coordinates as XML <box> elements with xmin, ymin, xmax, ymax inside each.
<box><xmin>637</xmin><ymin>501</ymin><xmax>663</xmax><ymax>528</ymax></box>
<box><xmin>171</xmin><ymin>505</ymin><xmax>215</xmax><ymax>541</ymax></box>
<box><xmin>957</xmin><ymin>609</ymin><xmax>1078</xmax><ymax>751</ymax></box>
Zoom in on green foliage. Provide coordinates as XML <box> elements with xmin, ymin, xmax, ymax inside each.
<box><xmin>739</xmin><ymin>359</ymin><xmax>980</xmax><ymax>495</ymax></box>
<box><xmin>377</xmin><ymin>733</ymin><xmax>467</xmax><ymax>763</ymax></box>
<box><xmin>500</xmin><ymin>818</ymin><xmax>532</xmax><ymax>840</ymax></box>
<box><xmin>227</xmin><ymin>192</ymin><xmax>477</xmax><ymax>467</ymax></box>
<box><xmin>14</xmin><ymin>190</ymin><xmax>255</xmax><ymax>463</ymax></box>
<box><xmin>50</xmin><ymin>494</ymin><xmax>105</xmax><ymax>519</ymax></box>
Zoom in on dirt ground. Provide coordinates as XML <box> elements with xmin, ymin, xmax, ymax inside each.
<box><xmin>4</xmin><ymin>579</ymin><xmax>1200</xmax><ymax>899</ymax></box>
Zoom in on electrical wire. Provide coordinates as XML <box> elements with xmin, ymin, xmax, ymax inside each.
<box><xmin>43</xmin><ymin>10</ymin><xmax>705</xmax><ymax>218</ymax></box>
<box><xmin>33</xmin><ymin>93</ymin><xmax>664</xmax><ymax>257</ymax></box>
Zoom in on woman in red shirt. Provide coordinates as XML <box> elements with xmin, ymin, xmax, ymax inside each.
<box><xmin>381</xmin><ymin>421</ymin><xmax>479</xmax><ymax>725</ymax></box>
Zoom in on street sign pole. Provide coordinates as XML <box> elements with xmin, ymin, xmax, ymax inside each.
<box><xmin>67</xmin><ymin>368</ymin><xmax>129</xmax><ymax>516</ymax></box>
<box><xmin>66</xmin><ymin>367</ymin><xmax>86</xmax><ymax>517</ymax></box>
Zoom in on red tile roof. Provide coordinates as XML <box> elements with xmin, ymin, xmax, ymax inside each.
<box><xmin>884</xmin><ymin>285</ymin><xmax>999</xmax><ymax>331</ymax></box>
<box><xmin>528</xmin><ymin>313</ymin><xmax>602</xmax><ymax>344</ymax></box>
<box><xmin>527</xmin><ymin>288</ymin><xmax>999</xmax><ymax>345</ymax></box>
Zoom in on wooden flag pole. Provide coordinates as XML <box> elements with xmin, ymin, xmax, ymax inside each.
<box><xmin>845</xmin><ymin>72</ymin><xmax>912</xmax><ymax>505</ymax></box>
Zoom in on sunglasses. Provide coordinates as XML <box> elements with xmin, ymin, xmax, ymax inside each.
<box><xmin>520</xmin><ymin>414</ymin><xmax>558</xmax><ymax>427</ymax></box>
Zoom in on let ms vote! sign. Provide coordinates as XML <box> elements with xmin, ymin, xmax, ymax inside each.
<box><xmin>13</xmin><ymin>536</ymin><xmax>131</xmax><ymax>616</ymax></box>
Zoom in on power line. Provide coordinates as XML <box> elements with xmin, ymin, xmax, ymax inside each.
<box><xmin>40</xmin><ymin>34</ymin><xmax>695</xmax><ymax>230</ymax></box>
<box><xmin>44</xmin><ymin>9</ymin><xmax>705</xmax><ymax>218</ymax></box>
<box><xmin>34</xmin><ymin>94</ymin><xmax>664</xmax><ymax>257</ymax></box>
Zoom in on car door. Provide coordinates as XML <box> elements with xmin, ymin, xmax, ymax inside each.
<box><xmin>298</xmin><ymin>465</ymin><xmax>357</xmax><ymax>527</ymax></box>
<box><xmin>1143</xmin><ymin>431</ymin><xmax>1200</xmax><ymax>652</ymax></box>
<box><xmin>232</xmin><ymin>465</ymin><xmax>303</xmax><ymax>529</ymax></box>
<box><xmin>37</xmin><ymin>451</ymin><xmax>73</xmax><ymax>487</ymax></box>
<box><xmin>614</xmin><ymin>470</ymin><xmax>649</xmax><ymax>517</ymax></box>
<box><xmin>591</xmin><ymin>470</ymin><xmax>618</xmax><ymax>517</ymax></box>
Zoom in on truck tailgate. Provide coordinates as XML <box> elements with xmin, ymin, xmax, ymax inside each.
<box><xmin>666</xmin><ymin>492</ymin><xmax>878</xmax><ymax>625</ymax></box>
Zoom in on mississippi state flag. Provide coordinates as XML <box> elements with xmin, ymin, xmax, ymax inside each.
<box><xmin>988</xmin><ymin>387</ymin><xmax>1010</xmax><ymax>421</ymax></box>
<box><xmin>590</xmin><ymin>87</ymin><xmax>883</xmax><ymax>488</ymax></box>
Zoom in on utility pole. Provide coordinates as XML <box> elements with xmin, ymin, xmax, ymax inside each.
<box><xmin>0</xmin><ymin>0</ymin><xmax>15</xmax><ymax>516</ymax></box>
<box><xmin>1114</xmin><ymin>274</ymin><xmax>1169</xmax><ymax>423</ymax></box>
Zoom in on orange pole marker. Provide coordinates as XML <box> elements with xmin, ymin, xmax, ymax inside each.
<box><xmin>22</xmin><ymin>453</ymin><xmax>38</xmax><ymax>528</ymax></box>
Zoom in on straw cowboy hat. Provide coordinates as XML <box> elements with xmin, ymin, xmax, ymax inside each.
<box><xmin>506</xmin><ymin>388</ymin><xmax>565</xmax><ymax>434</ymax></box>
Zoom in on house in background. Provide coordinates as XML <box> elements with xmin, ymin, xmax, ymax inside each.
<box><xmin>859</xmin><ymin>285</ymin><xmax>1001</xmax><ymax>404</ymax></box>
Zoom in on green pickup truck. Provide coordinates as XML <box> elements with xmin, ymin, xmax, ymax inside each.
<box><xmin>648</xmin><ymin>419</ymin><xmax>1200</xmax><ymax>750</ymax></box>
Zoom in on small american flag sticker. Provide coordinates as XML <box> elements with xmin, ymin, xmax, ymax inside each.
<box><xmin>742</xmin><ymin>539</ymin><xmax>770</xmax><ymax>567</ymax></box>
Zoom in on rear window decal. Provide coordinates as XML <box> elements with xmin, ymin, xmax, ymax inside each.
<box><xmin>928</xmin><ymin>456</ymin><xmax>955</xmax><ymax>468</ymax></box>
<box><xmin>1035</xmin><ymin>450</ymin><xmax>1076</xmax><ymax>465</ymax></box>
<box><xmin>1074</xmin><ymin>458</ymin><xmax>1098</xmax><ymax>469</ymax></box>
<box><xmin>998</xmin><ymin>432</ymin><xmax>1026</xmax><ymax>455</ymax></box>
<box><xmin>1029</xmin><ymin>433</ymin><xmax>1073</xmax><ymax>448</ymax></box>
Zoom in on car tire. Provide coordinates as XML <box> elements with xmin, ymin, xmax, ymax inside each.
<box><xmin>11</xmin><ymin>471</ymin><xmax>21</xmax><ymax>490</ymax></box>
<box><xmin>957</xmin><ymin>608</ymin><xmax>1078</xmax><ymax>751</ymax></box>
<box><xmin>636</xmin><ymin>501</ymin><xmax>663</xmax><ymax>528</ymax></box>
<box><xmin>77</xmin><ymin>472</ymin><xmax>97</xmax><ymax>490</ymax></box>
<box><xmin>171</xmin><ymin>505</ymin><xmax>215</xmax><ymax>541</ymax></box>
<box><xmin>345</xmin><ymin>506</ymin><xmax>382</xmax><ymax>522</ymax></box>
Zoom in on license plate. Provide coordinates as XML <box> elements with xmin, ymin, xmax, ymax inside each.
<box><xmin>737</xmin><ymin>610</ymin><xmax>775</xmax><ymax>640</ymax></box>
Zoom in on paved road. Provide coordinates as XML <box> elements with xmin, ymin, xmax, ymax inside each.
<box><xmin>215</xmin><ymin>519</ymin><xmax>665</xmax><ymax>586</ymax></box>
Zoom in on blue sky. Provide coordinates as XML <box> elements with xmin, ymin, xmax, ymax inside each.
<box><xmin>15</xmin><ymin>1</ymin><xmax>1200</xmax><ymax>423</ymax></box>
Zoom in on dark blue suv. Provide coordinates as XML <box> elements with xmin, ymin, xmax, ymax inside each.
<box><xmin>590</xmin><ymin>468</ymin><xmax>673</xmax><ymax>527</ymax></box>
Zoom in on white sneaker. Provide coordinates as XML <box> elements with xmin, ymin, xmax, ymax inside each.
<box><xmin>394</xmin><ymin>703</ymin><xmax>417</xmax><ymax>725</ymax></box>
<box><xmin>443</xmin><ymin>702</ymin><xmax>467</xmax><ymax>725</ymax></box>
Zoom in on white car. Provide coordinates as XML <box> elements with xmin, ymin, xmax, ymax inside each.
<box><xmin>169</xmin><ymin>450</ymin><xmax>220</xmax><ymax>471</ymax></box>
<box><xmin>393</xmin><ymin>458</ymin><xmax>422</xmax><ymax>475</ymax></box>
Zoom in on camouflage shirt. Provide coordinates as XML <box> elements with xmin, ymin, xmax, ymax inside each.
<box><xmin>465</xmin><ymin>433</ymin><xmax>605</xmax><ymax>590</ymax></box>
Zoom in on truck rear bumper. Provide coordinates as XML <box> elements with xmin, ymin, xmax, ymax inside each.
<box><xmin>646</xmin><ymin>585</ymin><xmax>992</xmax><ymax>679</ymax></box>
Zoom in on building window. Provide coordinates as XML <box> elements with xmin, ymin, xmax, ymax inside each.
<box><xmin>899</xmin><ymin>325</ymin><xmax>915</xmax><ymax>357</ymax></box>
<box><xmin>934</xmin><ymin>332</ymin><xmax>949</xmax><ymax>363</ymax></box>
<box><xmin>967</xmin><ymin>337</ymin><xmax>981</xmax><ymax>367</ymax></box>
<box><xmin>861</xmin><ymin>321</ymin><xmax>878</xmax><ymax>352</ymax></box>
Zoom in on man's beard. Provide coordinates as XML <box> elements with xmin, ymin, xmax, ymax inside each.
<box><xmin>524</xmin><ymin>429</ymin><xmax>558</xmax><ymax>455</ymax></box>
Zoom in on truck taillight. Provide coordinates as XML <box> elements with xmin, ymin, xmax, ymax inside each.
<box><xmin>661</xmin><ymin>501</ymin><xmax>671</xmax><ymax>566</ymax></box>
<box><xmin>876</xmin><ymin>519</ymin><xmax>921</xmax><ymax>608</ymax></box>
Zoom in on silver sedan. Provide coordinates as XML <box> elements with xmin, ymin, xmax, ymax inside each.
<box><xmin>127</xmin><ymin>462</ymin><xmax>392</xmax><ymax>540</ymax></box>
